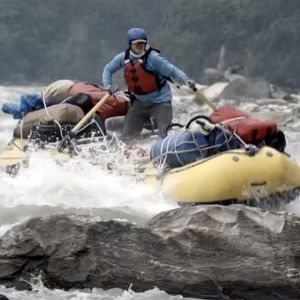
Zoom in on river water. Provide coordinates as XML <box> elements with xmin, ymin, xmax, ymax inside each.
<box><xmin>0</xmin><ymin>84</ymin><xmax>300</xmax><ymax>299</ymax></box>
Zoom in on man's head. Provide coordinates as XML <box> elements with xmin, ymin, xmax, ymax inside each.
<box><xmin>127</xmin><ymin>28</ymin><xmax>147</xmax><ymax>55</ymax></box>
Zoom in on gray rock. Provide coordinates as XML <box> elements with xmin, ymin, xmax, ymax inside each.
<box><xmin>284</xmin><ymin>116</ymin><xmax>295</xmax><ymax>125</ymax></box>
<box><xmin>224</xmin><ymin>70</ymin><xmax>245</xmax><ymax>83</ymax></box>
<box><xmin>1</xmin><ymin>205</ymin><xmax>300</xmax><ymax>300</ymax></box>
<box><xmin>282</xmin><ymin>94</ymin><xmax>299</xmax><ymax>103</ymax></box>
<box><xmin>0</xmin><ymin>295</ymin><xmax>9</xmax><ymax>300</ymax></box>
<box><xmin>290</xmin><ymin>94</ymin><xmax>300</xmax><ymax>103</ymax></box>
<box><xmin>240</xmin><ymin>103</ymin><xmax>259</xmax><ymax>113</ymax></box>
<box><xmin>290</xmin><ymin>121</ymin><xmax>300</xmax><ymax>130</ymax></box>
<box><xmin>216</xmin><ymin>77</ymin><xmax>272</xmax><ymax>103</ymax></box>
<box><xmin>256</xmin><ymin>98</ymin><xmax>287</xmax><ymax>106</ymax></box>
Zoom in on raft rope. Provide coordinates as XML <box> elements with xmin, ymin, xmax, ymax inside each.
<box><xmin>152</xmin><ymin>118</ymin><xmax>244</xmax><ymax>170</ymax></box>
<box><xmin>41</xmin><ymin>90</ymin><xmax>66</xmax><ymax>139</ymax></box>
<box><xmin>218</xmin><ymin>119</ymin><xmax>258</xmax><ymax>154</ymax></box>
<box><xmin>14</xmin><ymin>110</ymin><xmax>27</xmax><ymax>153</ymax></box>
<box><xmin>33</xmin><ymin>91</ymin><xmax>106</xmax><ymax>148</ymax></box>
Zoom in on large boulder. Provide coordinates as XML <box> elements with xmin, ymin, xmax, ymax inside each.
<box><xmin>215</xmin><ymin>77</ymin><xmax>272</xmax><ymax>103</ymax></box>
<box><xmin>202</xmin><ymin>82</ymin><xmax>229</xmax><ymax>100</ymax></box>
<box><xmin>0</xmin><ymin>205</ymin><xmax>300</xmax><ymax>300</ymax></box>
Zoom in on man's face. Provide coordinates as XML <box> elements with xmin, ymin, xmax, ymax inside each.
<box><xmin>131</xmin><ymin>41</ymin><xmax>146</xmax><ymax>54</ymax></box>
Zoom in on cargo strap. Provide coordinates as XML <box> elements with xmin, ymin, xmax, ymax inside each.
<box><xmin>151</xmin><ymin>125</ymin><xmax>237</xmax><ymax>170</ymax></box>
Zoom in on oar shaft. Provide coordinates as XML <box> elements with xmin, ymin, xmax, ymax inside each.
<box><xmin>194</xmin><ymin>88</ymin><xmax>217</xmax><ymax>111</ymax></box>
<box><xmin>72</xmin><ymin>92</ymin><xmax>111</xmax><ymax>133</ymax></box>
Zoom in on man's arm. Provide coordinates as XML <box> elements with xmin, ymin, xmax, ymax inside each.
<box><xmin>102</xmin><ymin>52</ymin><xmax>125</xmax><ymax>89</ymax></box>
<box><xmin>149</xmin><ymin>51</ymin><xmax>190</xmax><ymax>85</ymax></box>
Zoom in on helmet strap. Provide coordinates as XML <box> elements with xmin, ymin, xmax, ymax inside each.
<box><xmin>130</xmin><ymin>49</ymin><xmax>146</xmax><ymax>58</ymax></box>
<box><xmin>129</xmin><ymin>43</ymin><xmax>149</xmax><ymax>57</ymax></box>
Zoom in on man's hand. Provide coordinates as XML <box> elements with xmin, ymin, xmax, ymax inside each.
<box><xmin>185</xmin><ymin>79</ymin><xmax>197</xmax><ymax>91</ymax></box>
<box><xmin>105</xmin><ymin>84</ymin><xmax>119</xmax><ymax>94</ymax></box>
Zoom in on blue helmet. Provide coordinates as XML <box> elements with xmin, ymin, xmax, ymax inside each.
<box><xmin>127</xmin><ymin>28</ymin><xmax>147</xmax><ymax>46</ymax></box>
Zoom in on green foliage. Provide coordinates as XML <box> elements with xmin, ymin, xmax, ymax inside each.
<box><xmin>0</xmin><ymin>0</ymin><xmax>170</xmax><ymax>86</ymax></box>
<box><xmin>0</xmin><ymin>0</ymin><xmax>300</xmax><ymax>88</ymax></box>
<box><xmin>157</xmin><ymin>0</ymin><xmax>300</xmax><ymax>88</ymax></box>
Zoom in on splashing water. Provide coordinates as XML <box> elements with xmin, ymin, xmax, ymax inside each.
<box><xmin>0</xmin><ymin>84</ymin><xmax>198</xmax><ymax>300</ymax></box>
<box><xmin>1</xmin><ymin>84</ymin><xmax>300</xmax><ymax>300</ymax></box>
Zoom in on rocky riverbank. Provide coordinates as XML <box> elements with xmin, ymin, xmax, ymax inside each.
<box><xmin>1</xmin><ymin>205</ymin><xmax>300</xmax><ymax>300</ymax></box>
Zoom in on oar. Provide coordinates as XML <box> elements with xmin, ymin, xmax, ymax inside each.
<box><xmin>192</xmin><ymin>86</ymin><xmax>218</xmax><ymax>111</ymax></box>
<box><xmin>191</xmin><ymin>85</ymin><xmax>257</xmax><ymax>153</ymax></box>
<box><xmin>57</xmin><ymin>84</ymin><xmax>119</xmax><ymax>152</ymax></box>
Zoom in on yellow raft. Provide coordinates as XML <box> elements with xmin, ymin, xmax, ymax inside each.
<box><xmin>0</xmin><ymin>138</ymin><xmax>71</xmax><ymax>174</ymax></box>
<box><xmin>144</xmin><ymin>146</ymin><xmax>300</xmax><ymax>205</ymax></box>
<box><xmin>1</xmin><ymin>138</ymin><xmax>300</xmax><ymax>206</ymax></box>
<box><xmin>0</xmin><ymin>138</ymin><xmax>29</xmax><ymax>167</ymax></box>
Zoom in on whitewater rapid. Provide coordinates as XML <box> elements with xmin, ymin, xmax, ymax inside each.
<box><xmin>0</xmin><ymin>85</ymin><xmax>196</xmax><ymax>300</ymax></box>
<box><xmin>1</xmin><ymin>84</ymin><xmax>300</xmax><ymax>300</ymax></box>
<box><xmin>0</xmin><ymin>85</ymin><xmax>179</xmax><ymax>231</ymax></box>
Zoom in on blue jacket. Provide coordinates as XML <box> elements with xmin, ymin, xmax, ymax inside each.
<box><xmin>2</xmin><ymin>93</ymin><xmax>49</xmax><ymax>119</ymax></box>
<box><xmin>102</xmin><ymin>47</ymin><xmax>189</xmax><ymax>103</ymax></box>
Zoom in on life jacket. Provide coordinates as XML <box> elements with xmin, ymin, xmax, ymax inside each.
<box><xmin>124</xmin><ymin>46</ymin><xmax>174</xmax><ymax>95</ymax></box>
<box><xmin>209</xmin><ymin>106</ymin><xmax>278</xmax><ymax>144</ymax></box>
<box><xmin>67</xmin><ymin>82</ymin><xmax>128</xmax><ymax>120</ymax></box>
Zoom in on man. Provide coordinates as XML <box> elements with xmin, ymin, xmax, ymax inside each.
<box><xmin>102</xmin><ymin>27</ymin><xmax>196</xmax><ymax>141</ymax></box>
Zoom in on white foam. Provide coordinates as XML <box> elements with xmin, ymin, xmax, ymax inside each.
<box><xmin>1</xmin><ymin>84</ymin><xmax>300</xmax><ymax>300</ymax></box>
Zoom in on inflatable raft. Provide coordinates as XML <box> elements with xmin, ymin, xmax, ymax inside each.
<box><xmin>1</xmin><ymin>97</ymin><xmax>300</xmax><ymax>207</ymax></box>
<box><xmin>140</xmin><ymin>109</ymin><xmax>300</xmax><ymax>206</ymax></box>
<box><xmin>2</xmin><ymin>134</ymin><xmax>300</xmax><ymax>206</ymax></box>
<box><xmin>0</xmin><ymin>137</ymin><xmax>72</xmax><ymax>175</ymax></box>
<box><xmin>144</xmin><ymin>146</ymin><xmax>300</xmax><ymax>205</ymax></box>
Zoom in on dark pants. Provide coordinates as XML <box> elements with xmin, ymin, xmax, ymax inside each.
<box><xmin>121</xmin><ymin>100</ymin><xmax>173</xmax><ymax>141</ymax></box>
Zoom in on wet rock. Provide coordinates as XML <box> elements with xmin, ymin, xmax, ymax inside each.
<box><xmin>282</xmin><ymin>94</ymin><xmax>298</xmax><ymax>103</ymax></box>
<box><xmin>224</xmin><ymin>69</ymin><xmax>245</xmax><ymax>82</ymax></box>
<box><xmin>290</xmin><ymin>121</ymin><xmax>300</xmax><ymax>130</ymax></box>
<box><xmin>283</xmin><ymin>108</ymin><xmax>293</xmax><ymax>114</ymax></box>
<box><xmin>287</xmin><ymin>104</ymin><xmax>300</xmax><ymax>119</ymax></box>
<box><xmin>256</xmin><ymin>98</ymin><xmax>287</xmax><ymax>106</ymax></box>
<box><xmin>216</xmin><ymin>77</ymin><xmax>272</xmax><ymax>103</ymax></box>
<box><xmin>284</xmin><ymin>116</ymin><xmax>295</xmax><ymax>125</ymax></box>
<box><xmin>0</xmin><ymin>295</ymin><xmax>9</xmax><ymax>300</ymax></box>
<box><xmin>266</xmin><ymin>104</ymin><xmax>287</xmax><ymax>112</ymax></box>
<box><xmin>1</xmin><ymin>206</ymin><xmax>300</xmax><ymax>299</ymax></box>
<box><xmin>290</xmin><ymin>94</ymin><xmax>300</xmax><ymax>103</ymax></box>
<box><xmin>241</xmin><ymin>103</ymin><xmax>260</xmax><ymax>113</ymax></box>
<box><xmin>202</xmin><ymin>82</ymin><xmax>229</xmax><ymax>100</ymax></box>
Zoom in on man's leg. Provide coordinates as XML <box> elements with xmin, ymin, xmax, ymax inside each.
<box><xmin>150</xmin><ymin>101</ymin><xmax>173</xmax><ymax>138</ymax></box>
<box><xmin>105</xmin><ymin>116</ymin><xmax>125</xmax><ymax>138</ymax></box>
<box><xmin>121</xmin><ymin>100</ymin><xmax>151</xmax><ymax>142</ymax></box>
